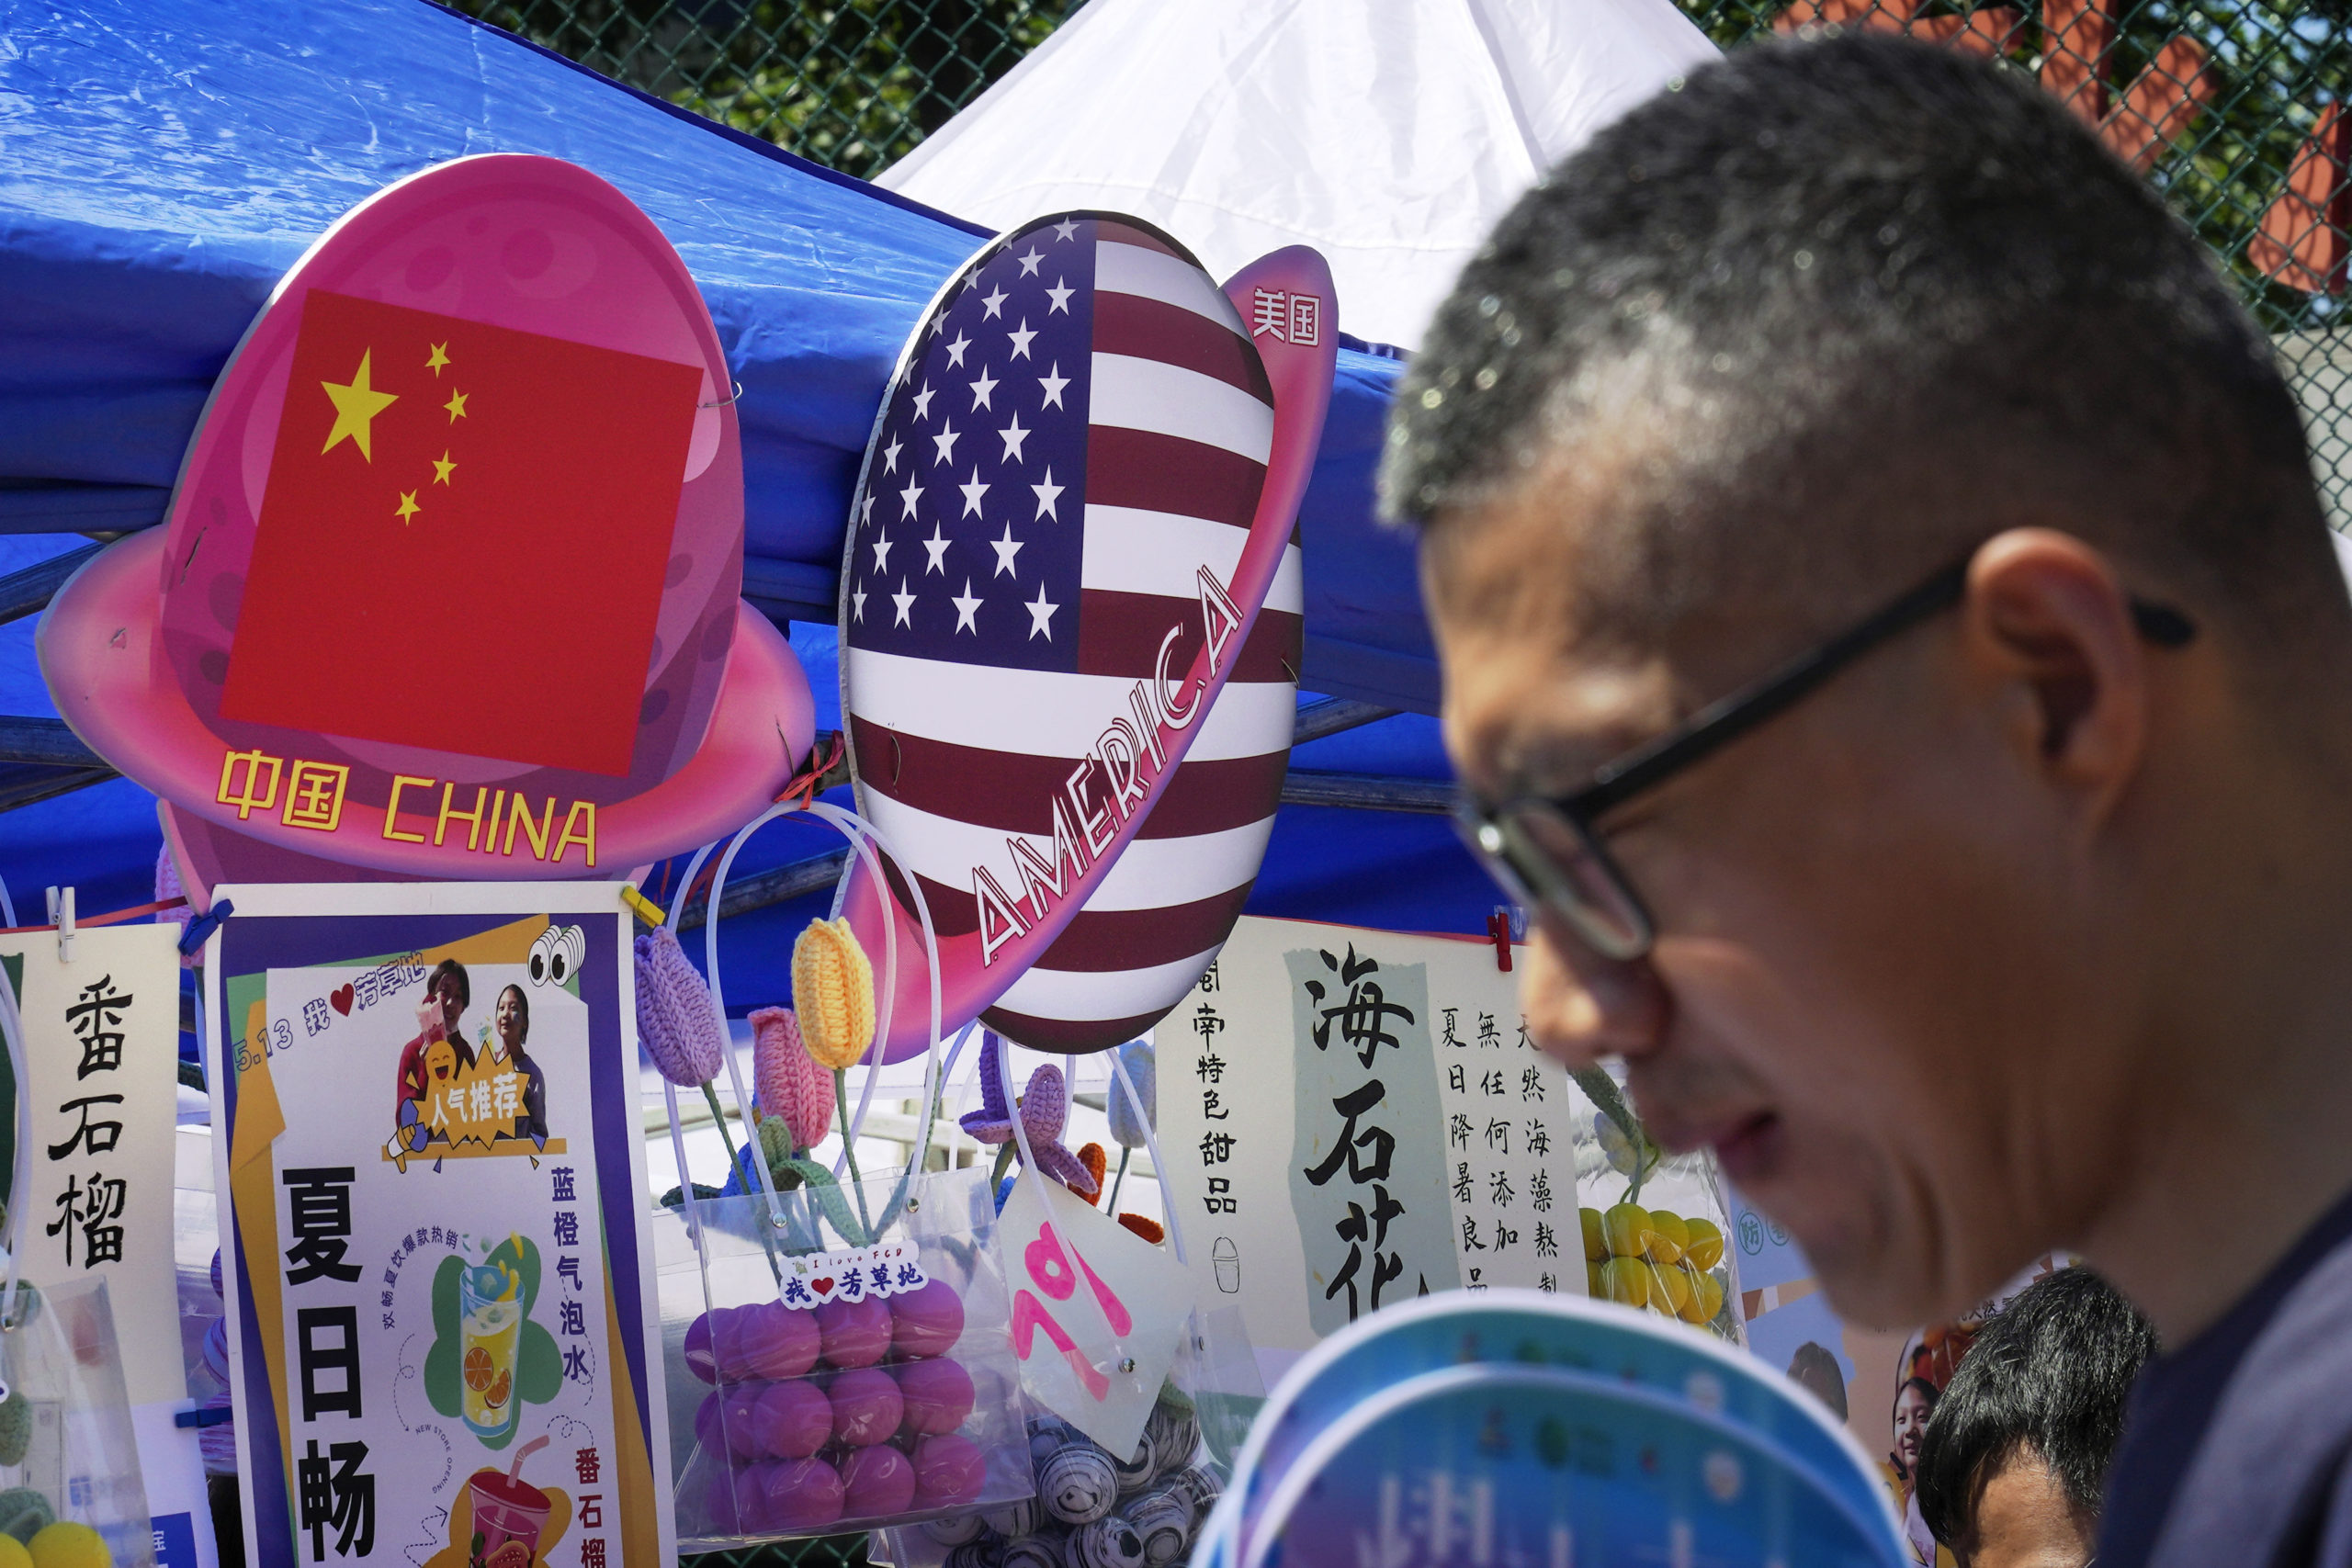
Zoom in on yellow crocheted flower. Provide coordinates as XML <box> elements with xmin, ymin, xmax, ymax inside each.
<box><xmin>792</xmin><ymin>917</ymin><xmax>876</xmax><ymax>1069</ymax></box>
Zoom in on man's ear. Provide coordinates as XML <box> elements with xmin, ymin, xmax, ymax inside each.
<box><xmin>1958</xmin><ymin>529</ymin><xmax>2153</xmax><ymax>824</ymax></box>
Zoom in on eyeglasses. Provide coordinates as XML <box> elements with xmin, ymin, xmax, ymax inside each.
<box><xmin>1454</xmin><ymin>554</ymin><xmax>2198</xmax><ymax>962</ymax></box>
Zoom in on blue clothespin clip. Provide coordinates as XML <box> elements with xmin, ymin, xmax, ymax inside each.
<box><xmin>179</xmin><ymin>897</ymin><xmax>233</xmax><ymax>957</ymax></box>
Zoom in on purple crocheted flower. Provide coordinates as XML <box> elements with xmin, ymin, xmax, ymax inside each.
<box><xmin>959</xmin><ymin>1032</ymin><xmax>1098</xmax><ymax>1195</ymax></box>
<box><xmin>635</xmin><ymin>926</ymin><xmax>723</xmax><ymax>1088</ymax></box>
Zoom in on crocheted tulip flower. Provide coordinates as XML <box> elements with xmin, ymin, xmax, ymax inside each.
<box><xmin>958</xmin><ymin>1032</ymin><xmax>1100</xmax><ymax>1196</ymax></box>
<box><xmin>635</xmin><ymin>927</ymin><xmax>724</xmax><ymax>1087</ymax></box>
<box><xmin>751</xmin><ymin>1006</ymin><xmax>831</xmax><ymax>1150</ymax></box>
<box><xmin>635</xmin><ymin>926</ymin><xmax>758</xmax><ymax>1202</ymax></box>
<box><xmin>1107</xmin><ymin>1040</ymin><xmax>1156</xmax><ymax>1149</ymax></box>
<box><xmin>792</xmin><ymin>917</ymin><xmax>876</xmax><ymax>1070</ymax></box>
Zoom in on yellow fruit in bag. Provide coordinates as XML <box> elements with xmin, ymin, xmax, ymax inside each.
<box><xmin>0</xmin><ymin>1536</ymin><xmax>28</xmax><ymax>1568</ymax></box>
<box><xmin>1683</xmin><ymin>1217</ymin><xmax>1724</xmax><ymax>1271</ymax></box>
<box><xmin>1586</xmin><ymin>1260</ymin><xmax>1604</xmax><ymax>1297</ymax></box>
<box><xmin>1675</xmin><ymin>1263</ymin><xmax>1713</xmax><ymax>1324</ymax></box>
<box><xmin>1601</xmin><ymin>1202</ymin><xmax>1651</xmax><ymax>1258</ymax></box>
<box><xmin>1645</xmin><ymin>1209</ymin><xmax>1689</xmax><ymax>1266</ymax></box>
<box><xmin>1599</xmin><ymin>1257</ymin><xmax>1650</xmax><ymax>1308</ymax></box>
<box><xmin>28</xmin><ymin>1522</ymin><xmax>107</xmax><ymax>1568</ymax></box>
<box><xmin>1579</xmin><ymin>1207</ymin><xmax>1608</xmax><ymax>1262</ymax></box>
<box><xmin>1690</xmin><ymin>1269</ymin><xmax>1726</xmax><ymax>1325</ymax></box>
<box><xmin>1648</xmin><ymin>1258</ymin><xmax>1692</xmax><ymax>1316</ymax></box>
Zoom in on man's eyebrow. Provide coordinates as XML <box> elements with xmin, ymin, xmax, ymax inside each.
<box><xmin>1490</xmin><ymin>722</ymin><xmax>1653</xmax><ymax>801</ymax></box>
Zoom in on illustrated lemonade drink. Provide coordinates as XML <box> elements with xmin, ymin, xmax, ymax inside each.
<box><xmin>460</xmin><ymin>1258</ymin><xmax>525</xmax><ymax>1439</ymax></box>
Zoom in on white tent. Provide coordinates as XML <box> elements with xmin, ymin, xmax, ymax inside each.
<box><xmin>881</xmin><ymin>0</ymin><xmax>1720</xmax><ymax>350</ymax></box>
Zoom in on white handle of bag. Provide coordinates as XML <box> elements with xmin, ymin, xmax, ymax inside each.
<box><xmin>1107</xmin><ymin>1047</ymin><xmax>1187</xmax><ymax>1268</ymax></box>
<box><xmin>0</xmin><ymin>952</ymin><xmax>33</xmax><ymax>1326</ymax></box>
<box><xmin>659</xmin><ymin>796</ymin><xmax>946</xmax><ymax>1250</ymax></box>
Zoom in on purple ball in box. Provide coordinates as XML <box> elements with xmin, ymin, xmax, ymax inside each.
<box><xmin>889</xmin><ymin>1278</ymin><xmax>965</xmax><ymax>1359</ymax></box>
<box><xmin>738</xmin><ymin>1300</ymin><xmax>821</xmax><ymax>1381</ymax></box>
<box><xmin>750</xmin><ymin>1378</ymin><xmax>831</xmax><ymax>1459</ymax></box>
<box><xmin>719</xmin><ymin>1382</ymin><xmax>768</xmax><ymax>1460</ymax></box>
<box><xmin>695</xmin><ymin>1392</ymin><xmax>722</xmax><ymax>1450</ymax></box>
<box><xmin>682</xmin><ymin>1307</ymin><xmax>726</xmax><ymax>1384</ymax></box>
<box><xmin>731</xmin><ymin>1461</ymin><xmax>778</xmax><ymax>1535</ymax></box>
<box><xmin>703</xmin><ymin>1463</ymin><xmax>747</xmax><ymax>1535</ymax></box>
<box><xmin>827</xmin><ymin>1365</ymin><xmax>905</xmax><ymax>1447</ymax></box>
<box><xmin>763</xmin><ymin>1456</ymin><xmax>846</xmax><ymax>1533</ymax></box>
<box><xmin>841</xmin><ymin>1443</ymin><xmax>918</xmax><ymax>1517</ymax></box>
<box><xmin>912</xmin><ymin>1432</ymin><xmax>988</xmax><ymax>1509</ymax></box>
<box><xmin>896</xmin><ymin>1356</ymin><xmax>976</xmax><ymax>1436</ymax></box>
<box><xmin>815</xmin><ymin>1295</ymin><xmax>892</xmax><ymax>1370</ymax></box>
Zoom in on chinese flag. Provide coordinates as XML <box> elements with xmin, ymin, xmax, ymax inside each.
<box><xmin>219</xmin><ymin>289</ymin><xmax>703</xmax><ymax>777</ymax></box>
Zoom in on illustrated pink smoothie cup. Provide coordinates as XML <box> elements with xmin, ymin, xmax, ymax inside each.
<box><xmin>468</xmin><ymin>1469</ymin><xmax>552</xmax><ymax>1568</ymax></box>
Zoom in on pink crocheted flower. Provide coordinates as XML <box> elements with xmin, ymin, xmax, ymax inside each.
<box><xmin>635</xmin><ymin>926</ymin><xmax>723</xmax><ymax>1088</ymax></box>
<box><xmin>751</xmin><ymin>1006</ymin><xmax>831</xmax><ymax>1150</ymax></box>
<box><xmin>958</xmin><ymin>1032</ymin><xmax>1098</xmax><ymax>1196</ymax></box>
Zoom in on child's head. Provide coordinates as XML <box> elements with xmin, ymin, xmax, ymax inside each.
<box><xmin>1916</xmin><ymin>1268</ymin><xmax>2157</xmax><ymax>1568</ymax></box>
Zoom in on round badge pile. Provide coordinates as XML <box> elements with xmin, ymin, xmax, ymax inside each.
<box><xmin>910</xmin><ymin>1392</ymin><xmax>1222</xmax><ymax>1568</ymax></box>
<box><xmin>688</xmin><ymin>1280</ymin><xmax>986</xmax><ymax>1533</ymax></box>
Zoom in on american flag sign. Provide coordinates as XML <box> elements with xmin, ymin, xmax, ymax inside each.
<box><xmin>839</xmin><ymin>216</ymin><xmax>1338</xmax><ymax>1055</ymax></box>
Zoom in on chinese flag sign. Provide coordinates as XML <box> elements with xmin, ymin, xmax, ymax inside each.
<box><xmin>219</xmin><ymin>289</ymin><xmax>702</xmax><ymax>777</ymax></box>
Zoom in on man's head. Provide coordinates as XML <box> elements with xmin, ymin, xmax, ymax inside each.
<box><xmin>1916</xmin><ymin>1268</ymin><xmax>2157</xmax><ymax>1567</ymax></box>
<box><xmin>1387</xmin><ymin>35</ymin><xmax>2349</xmax><ymax>1326</ymax></box>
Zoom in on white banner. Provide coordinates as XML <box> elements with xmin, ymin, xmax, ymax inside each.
<box><xmin>0</xmin><ymin>922</ymin><xmax>207</xmax><ymax>1568</ymax></box>
<box><xmin>1157</xmin><ymin>916</ymin><xmax>1595</xmax><ymax>1382</ymax></box>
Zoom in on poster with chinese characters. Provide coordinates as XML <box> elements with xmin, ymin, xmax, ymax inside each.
<box><xmin>202</xmin><ymin>886</ymin><xmax>671</xmax><ymax>1568</ymax></box>
<box><xmin>1159</xmin><ymin>916</ymin><xmax>1595</xmax><ymax>1384</ymax></box>
<box><xmin>0</xmin><ymin>923</ymin><xmax>206</xmax><ymax>1567</ymax></box>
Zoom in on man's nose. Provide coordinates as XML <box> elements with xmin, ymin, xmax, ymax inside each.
<box><xmin>1520</xmin><ymin>923</ymin><xmax>1668</xmax><ymax>1072</ymax></box>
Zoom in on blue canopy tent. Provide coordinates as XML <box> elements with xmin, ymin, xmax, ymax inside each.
<box><xmin>0</xmin><ymin>0</ymin><xmax>1498</xmax><ymax>1025</ymax></box>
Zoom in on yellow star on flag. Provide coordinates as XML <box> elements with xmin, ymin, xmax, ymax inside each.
<box><xmin>394</xmin><ymin>491</ymin><xmax>421</xmax><ymax>525</ymax></box>
<box><xmin>321</xmin><ymin>350</ymin><xmax>399</xmax><ymax>462</ymax></box>
<box><xmin>444</xmin><ymin>389</ymin><xmax>469</xmax><ymax>423</ymax></box>
<box><xmin>432</xmin><ymin>451</ymin><xmax>456</xmax><ymax>486</ymax></box>
<box><xmin>426</xmin><ymin>342</ymin><xmax>450</xmax><ymax>376</ymax></box>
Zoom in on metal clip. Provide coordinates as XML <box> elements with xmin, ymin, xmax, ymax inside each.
<box><xmin>49</xmin><ymin>886</ymin><xmax>74</xmax><ymax>964</ymax></box>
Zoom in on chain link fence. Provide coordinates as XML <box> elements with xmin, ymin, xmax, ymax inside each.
<box><xmin>448</xmin><ymin>0</ymin><xmax>1075</xmax><ymax>176</ymax></box>
<box><xmin>1715</xmin><ymin>3</ymin><xmax>2352</xmax><ymax>525</ymax></box>
<box><xmin>428</xmin><ymin>0</ymin><xmax>2345</xmax><ymax>1555</ymax></box>
<box><xmin>447</xmin><ymin>0</ymin><xmax>2352</xmax><ymax>529</ymax></box>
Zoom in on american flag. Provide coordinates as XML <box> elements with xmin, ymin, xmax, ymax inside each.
<box><xmin>842</xmin><ymin>214</ymin><xmax>1302</xmax><ymax>1052</ymax></box>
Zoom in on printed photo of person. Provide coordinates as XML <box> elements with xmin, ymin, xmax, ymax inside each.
<box><xmin>1887</xmin><ymin>1375</ymin><xmax>1956</xmax><ymax>1566</ymax></box>
<box><xmin>486</xmin><ymin>982</ymin><xmax>548</xmax><ymax>1149</ymax></box>
<box><xmin>397</xmin><ymin>958</ymin><xmax>475</xmax><ymax>1106</ymax></box>
<box><xmin>1789</xmin><ymin>1340</ymin><xmax>1850</xmax><ymax>1424</ymax></box>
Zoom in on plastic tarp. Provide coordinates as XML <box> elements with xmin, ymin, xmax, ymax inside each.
<box><xmin>0</xmin><ymin>0</ymin><xmax>1439</xmax><ymax>712</ymax></box>
<box><xmin>0</xmin><ymin>0</ymin><xmax>1516</xmax><ymax>1020</ymax></box>
<box><xmin>881</xmin><ymin>0</ymin><xmax>1718</xmax><ymax>351</ymax></box>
